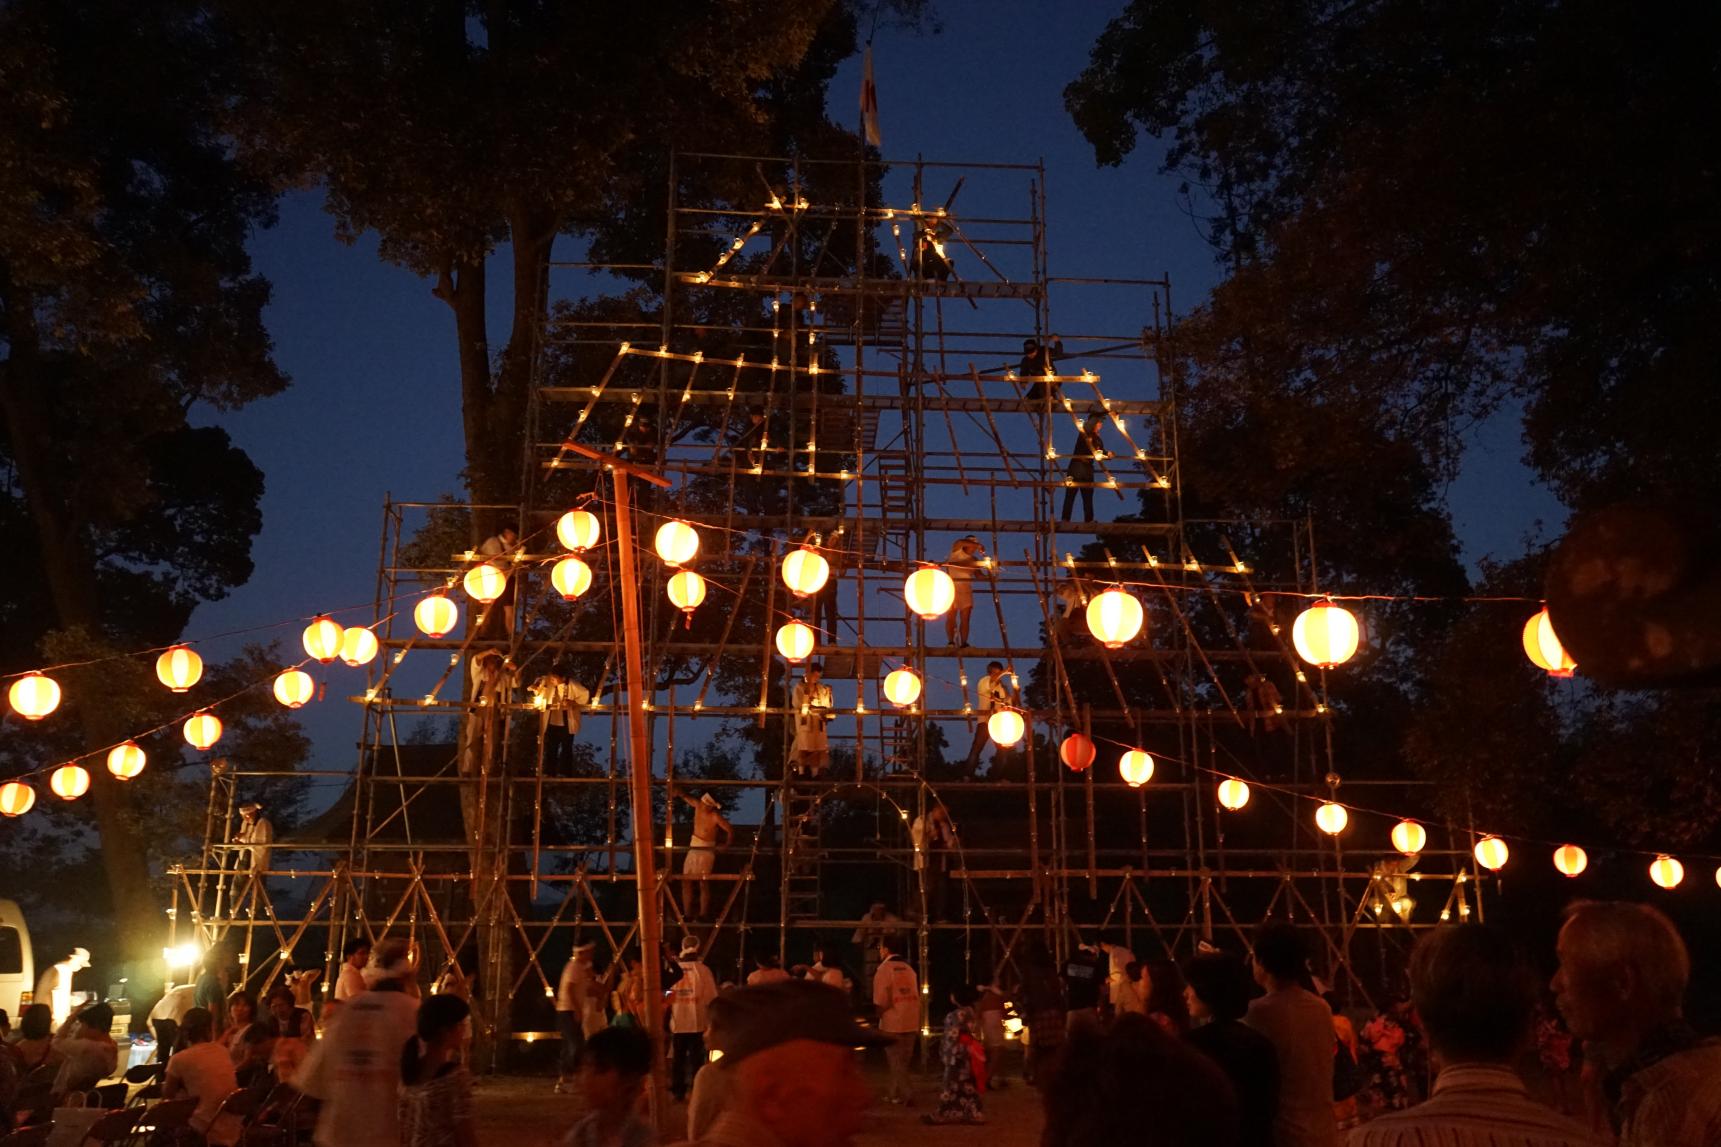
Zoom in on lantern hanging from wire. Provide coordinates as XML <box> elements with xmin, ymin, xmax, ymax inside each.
<box><xmin>667</xmin><ymin>570</ymin><xmax>707</xmax><ymax>625</ymax></box>
<box><xmin>0</xmin><ymin>781</ymin><xmax>34</xmax><ymax>817</ymax></box>
<box><xmin>1060</xmin><ymin>733</ymin><xmax>1096</xmax><ymax>772</ymax></box>
<box><xmin>339</xmin><ymin>627</ymin><xmax>379</xmax><ymax>667</ymax></box>
<box><xmin>1522</xmin><ymin>607</ymin><xmax>1576</xmax><ymax>678</ymax></box>
<box><xmin>782</xmin><ymin>546</ymin><xmax>830</xmax><ymax>597</ymax></box>
<box><xmin>8</xmin><ymin>673</ymin><xmax>61</xmax><ymax>721</ymax></box>
<box><xmin>883</xmin><ymin>668</ymin><xmax>922</xmax><ymax>707</ymax></box>
<box><xmin>1473</xmin><ymin>835</ymin><xmax>1509</xmax><ymax>871</ymax></box>
<box><xmin>1553</xmin><ymin>843</ymin><xmax>1588</xmax><ymax>878</ymax></box>
<box><xmin>106</xmin><ymin>741</ymin><xmax>146</xmax><ymax>780</ymax></box>
<box><xmin>775</xmin><ymin>621</ymin><xmax>815</xmax><ymax>663</ymax></box>
<box><xmin>463</xmin><ymin>563</ymin><xmax>508</xmax><ymax>604</ymax></box>
<box><xmin>414</xmin><ymin>594</ymin><xmax>460</xmax><ymax>638</ymax></box>
<box><xmin>1085</xmin><ymin>588</ymin><xmax>1145</xmax><ymax>649</ymax></box>
<box><xmin>1650</xmin><ymin>854</ymin><xmax>1684</xmax><ymax>890</ymax></box>
<box><xmin>302</xmin><ymin>616</ymin><xmax>344</xmax><ymax>664</ymax></box>
<box><xmin>1217</xmin><ymin>778</ymin><xmax>1251</xmax><ymax>811</ymax></box>
<box><xmin>557</xmin><ymin>509</ymin><xmax>601</xmax><ymax>552</ymax></box>
<box><xmin>654</xmin><ymin>520</ymin><xmax>700</xmax><ymax>567</ymax></box>
<box><xmin>155</xmin><ymin>645</ymin><xmax>204</xmax><ymax>693</ymax></box>
<box><xmin>1391</xmin><ymin>820</ymin><xmax>1427</xmax><ymax>857</ymax></box>
<box><xmin>988</xmin><ymin>709</ymin><xmax>1026</xmax><ymax>748</ymax></box>
<box><xmin>551</xmin><ymin>557</ymin><xmax>593</xmax><ymax>601</ymax></box>
<box><xmin>50</xmin><ymin>764</ymin><xmax>90</xmax><ymax>801</ymax></box>
<box><xmin>1315</xmin><ymin>802</ymin><xmax>1349</xmax><ymax>836</ymax></box>
<box><xmin>273</xmin><ymin>669</ymin><xmax>315</xmax><ymax>710</ymax></box>
<box><xmin>903</xmin><ymin>567</ymin><xmax>955</xmax><ymax>620</ymax></box>
<box><xmin>184</xmin><ymin>710</ymin><xmax>223</xmax><ymax>751</ymax></box>
<box><xmin>1291</xmin><ymin>601</ymin><xmax>1360</xmax><ymax>668</ymax></box>
<box><xmin>1119</xmin><ymin>749</ymin><xmax>1155</xmax><ymax>788</ymax></box>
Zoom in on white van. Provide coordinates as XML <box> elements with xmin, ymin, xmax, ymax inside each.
<box><xmin>0</xmin><ymin>898</ymin><xmax>35</xmax><ymax>1020</ymax></box>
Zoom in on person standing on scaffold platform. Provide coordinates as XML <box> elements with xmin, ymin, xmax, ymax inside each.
<box><xmin>791</xmin><ymin>663</ymin><xmax>833</xmax><ymax>777</ymax></box>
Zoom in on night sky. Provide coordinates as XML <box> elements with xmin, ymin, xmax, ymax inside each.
<box><xmin>187</xmin><ymin>0</ymin><xmax>1565</xmax><ymax>777</ymax></box>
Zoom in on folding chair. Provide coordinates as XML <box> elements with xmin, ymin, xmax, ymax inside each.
<box><xmin>0</xmin><ymin>1125</ymin><xmax>53</xmax><ymax>1147</ymax></box>
<box><xmin>76</xmin><ymin>1107</ymin><xmax>143</xmax><ymax>1146</ymax></box>
<box><xmin>127</xmin><ymin>1097</ymin><xmax>197</xmax><ymax>1146</ymax></box>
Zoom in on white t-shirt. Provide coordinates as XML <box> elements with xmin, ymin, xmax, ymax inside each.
<box><xmin>556</xmin><ymin>957</ymin><xmax>593</xmax><ymax>1013</ymax></box>
<box><xmin>166</xmin><ymin>1040</ymin><xmax>241</xmax><ymax>1145</ymax></box>
<box><xmin>334</xmin><ymin>962</ymin><xmax>367</xmax><ymax>1001</ymax></box>
<box><xmin>297</xmin><ymin>986</ymin><xmax>420</xmax><ymax>1147</ymax></box>
<box><xmin>669</xmin><ymin>960</ymin><xmax>718</xmax><ymax>1034</ymax></box>
<box><xmin>873</xmin><ymin>957</ymin><xmax>920</xmax><ymax>1034</ymax></box>
<box><xmin>745</xmin><ymin>968</ymin><xmax>791</xmax><ymax>986</ymax></box>
<box><xmin>149</xmin><ymin>984</ymin><xmax>198</xmax><ymax>1025</ymax></box>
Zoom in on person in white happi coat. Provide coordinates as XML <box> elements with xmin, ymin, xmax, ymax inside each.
<box><xmin>790</xmin><ymin>663</ymin><xmax>833</xmax><ymax>777</ymax></box>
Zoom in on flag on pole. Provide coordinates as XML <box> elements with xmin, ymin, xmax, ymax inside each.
<box><xmin>861</xmin><ymin>44</ymin><xmax>882</xmax><ymax>148</ymax></box>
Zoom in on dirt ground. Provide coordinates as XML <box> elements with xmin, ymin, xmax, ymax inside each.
<box><xmin>473</xmin><ymin>1056</ymin><xmax>1046</xmax><ymax>1147</ymax></box>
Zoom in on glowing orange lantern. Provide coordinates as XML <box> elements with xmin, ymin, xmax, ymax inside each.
<box><xmin>550</xmin><ymin>557</ymin><xmax>593</xmax><ymax>601</ymax></box>
<box><xmin>155</xmin><ymin>645</ymin><xmax>204</xmax><ymax>692</ymax></box>
<box><xmin>1119</xmin><ymin>749</ymin><xmax>1155</xmax><ymax>787</ymax></box>
<box><xmin>1217</xmin><ymin>778</ymin><xmax>1251</xmax><ymax>811</ymax></box>
<box><xmin>184</xmin><ymin>710</ymin><xmax>223</xmax><ymax>751</ymax></box>
<box><xmin>667</xmin><ymin>570</ymin><xmax>707</xmax><ymax>623</ymax></box>
<box><xmin>0</xmin><ymin>782</ymin><xmax>35</xmax><ymax>817</ymax></box>
<box><xmin>1086</xmin><ymin>589</ymin><xmax>1144</xmax><ymax>649</ymax></box>
<box><xmin>775</xmin><ymin>621</ymin><xmax>815</xmax><ymax>663</ymax></box>
<box><xmin>8</xmin><ymin>673</ymin><xmax>61</xmax><ymax>721</ymax></box>
<box><xmin>1291</xmin><ymin>602</ymin><xmax>1360</xmax><ymax>668</ymax></box>
<box><xmin>655</xmin><ymin>520</ymin><xmax>700</xmax><ymax>567</ymax></box>
<box><xmin>1650</xmin><ymin>854</ymin><xmax>1684</xmax><ymax>890</ymax></box>
<box><xmin>557</xmin><ymin>509</ymin><xmax>601</xmax><ymax>552</ymax></box>
<box><xmin>463</xmin><ymin>563</ymin><xmax>508</xmax><ymax>604</ymax></box>
<box><xmin>414</xmin><ymin>594</ymin><xmax>459</xmax><ymax>638</ymax></box>
<box><xmin>273</xmin><ymin>669</ymin><xmax>315</xmax><ymax>709</ymax></box>
<box><xmin>51</xmin><ymin>764</ymin><xmax>90</xmax><ymax>801</ymax></box>
<box><xmin>1315</xmin><ymin>802</ymin><xmax>1349</xmax><ymax>836</ymax></box>
<box><xmin>903</xmin><ymin>567</ymin><xmax>955</xmax><ymax>620</ymax></box>
<box><xmin>302</xmin><ymin>616</ymin><xmax>344</xmax><ymax>664</ymax></box>
<box><xmin>988</xmin><ymin>709</ymin><xmax>1026</xmax><ymax>748</ymax></box>
<box><xmin>1391</xmin><ymin>820</ymin><xmax>1426</xmax><ymax>857</ymax></box>
<box><xmin>1522</xmin><ymin>607</ymin><xmax>1576</xmax><ymax>678</ymax></box>
<box><xmin>883</xmin><ymin>668</ymin><xmax>922</xmax><ymax>707</ymax></box>
<box><xmin>1473</xmin><ymin>835</ymin><xmax>1509</xmax><ymax>871</ymax></box>
<box><xmin>781</xmin><ymin>547</ymin><xmax>831</xmax><ymax>597</ymax></box>
<box><xmin>106</xmin><ymin>742</ymin><xmax>147</xmax><ymax>780</ymax></box>
<box><xmin>339</xmin><ymin>627</ymin><xmax>379</xmax><ymax>667</ymax></box>
<box><xmin>1553</xmin><ymin>844</ymin><xmax>1588</xmax><ymax>878</ymax></box>
<box><xmin>1060</xmin><ymin>733</ymin><xmax>1096</xmax><ymax>772</ymax></box>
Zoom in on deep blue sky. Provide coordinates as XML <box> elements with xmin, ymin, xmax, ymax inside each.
<box><xmin>189</xmin><ymin>0</ymin><xmax>1564</xmax><ymax>770</ymax></box>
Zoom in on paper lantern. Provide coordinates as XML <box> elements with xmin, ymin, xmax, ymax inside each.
<box><xmin>0</xmin><ymin>782</ymin><xmax>35</xmax><ymax>817</ymax></box>
<box><xmin>667</xmin><ymin>570</ymin><xmax>707</xmax><ymax>620</ymax></box>
<box><xmin>339</xmin><ymin>627</ymin><xmax>379</xmax><ymax>667</ymax></box>
<box><xmin>155</xmin><ymin>645</ymin><xmax>204</xmax><ymax>693</ymax></box>
<box><xmin>1315</xmin><ymin>802</ymin><xmax>1349</xmax><ymax>835</ymax></box>
<box><xmin>463</xmin><ymin>563</ymin><xmax>508</xmax><ymax>604</ymax></box>
<box><xmin>1119</xmin><ymin>749</ymin><xmax>1155</xmax><ymax>787</ymax></box>
<box><xmin>1553</xmin><ymin>844</ymin><xmax>1588</xmax><ymax>878</ymax></box>
<box><xmin>782</xmin><ymin>547</ymin><xmax>831</xmax><ymax>597</ymax></box>
<box><xmin>273</xmin><ymin>669</ymin><xmax>315</xmax><ymax>709</ymax></box>
<box><xmin>883</xmin><ymin>668</ymin><xmax>922</xmax><ymax>707</ymax></box>
<box><xmin>1060</xmin><ymin>733</ymin><xmax>1096</xmax><ymax>772</ymax></box>
<box><xmin>1391</xmin><ymin>820</ymin><xmax>1427</xmax><ymax>857</ymax></box>
<box><xmin>1473</xmin><ymin>835</ymin><xmax>1509</xmax><ymax>871</ymax></box>
<box><xmin>8</xmin><ymin>673</ymin><xmax>61</xmax><ymax>721</ymax></box>
<box><xmin>1522</xmin><ymin>607</ymin><xmax>1576</xmax><ymax>678</ymax></box>
<box><xmin>184</xmin><ymin>710</ymin><xmax>223</xmax><ymax>751</ymax></box>
<box><xmin>1650</xmin><ymin>854</ymin><xmax>1684</xmax><ymax>890</ymax></box>
<box><xmin>988</xmin><ymin>709</ymin><xmax>1026</xmax><ymax>748</ymax></box>
<box><xmin>551</xmin><ymin>557</ymin><xmax>593</xmax><ymax>601</ymax></box>
<box><xmin>414</xmin><ymin>594</ymin><xmax>460</xmax><ymax>638</ymax></box>
<box><xmin>1291</xmin><ymin>602</ymin><xmax>1360</xmax><ymax>668</ymax></box>
<box><xmin>557</xmin><ymin>509</ymin><xmax>601</xmax><ymax>552</ymax></box>
<box><xmin>1085</xmin><ymin>589</ymin><xmax>1144</xmax><ymax>649</ymax></box>
<box><xmin>106</xmin><ymin>741</ymin><xmax>147</xmax><ymax>780</ymax></box>
<box><xmin>50</xmin><ymin>764</ymin><xmax>90</xmax><ymax>801</ymax></box>
<box><xmin>775</xmin><ymin>621</ymin><xmax>815</xmax><ymax>663</ymax></box>
<box><xmin>903</xmin><ymin>567</ymin><xmax>955</xmax><ymax>620</ymax></box>
<box><xmin>654</xmin><ymin>520</ymin><xmax>699</xmax><ymax>567</ymax></box>
<box><xmin>302</xmin><ymin>616</ymin><xmax>344</xmax><ymax>664</ymax></box>
<box><xmin>1217</xmin><ymin>778</ymin><xmax>1251</xmax><ymax>811</ymax></box>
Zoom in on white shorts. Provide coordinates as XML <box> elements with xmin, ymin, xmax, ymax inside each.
<box><xmin>683</xmin><ymin>845</ymin><xmax>716</xmax><ymax>877</ymax></box>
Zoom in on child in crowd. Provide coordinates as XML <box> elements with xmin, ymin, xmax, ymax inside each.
<box><xmin>923</xmin><ymin>986</ymin><xmax>987</xmax><ymax>1126</ymax></box>
<box><xmin>974</xmin><ymin>981</ymin><xmax>1010</xmax><ymax>1089</ymax></box>
<box><xmin>399</xmin><ymin>995</ymin><xmax>476</xmax><ymax>1147</ymax></box>
<box><xmin>564</xmin><ymin>1026</ymin><xmax>655</xmax><ymax>1147</ymax></box>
